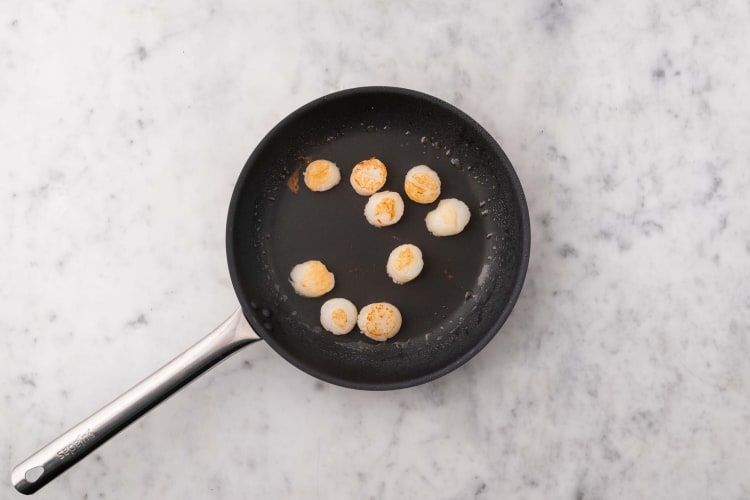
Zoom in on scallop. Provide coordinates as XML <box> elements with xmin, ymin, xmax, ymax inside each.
<box><xmin>425</xmin><ymin>198</ymin><xmax>471</xmax><ymax>236</ymax></box>
<box><xmin>320</xmin><ymin>298</ymin><xmax>358</xmax><ymax>335</ymax></box>
<box><xmin>350</xmin><ymin>157</ymin><xmax>387</xmax><ymax>195</ymax></box>
<box><xmin>303</xmin><ymin>159</ymin><xmax>341</xmax><ymax>192</ymax></box>
<box><xmin>357</xmin><ymin>302</ymin><xmax>402</xmax><ymax>341</ymax></box>
<box><xmin>364</xmin><ymin>191</ymin><xmax>404</xmax><ymax>227</ymax></box>
<box><xmin>404</xmin><ymin>165</ymin><xmax>441</xmax><ymax>204</ymax></box>
<box><xmin>386</xmin><ymin>244</ymin><xmax>424</xmax><ymax>284</ymax></box>
<box><xmin>289</xmin><ymin>260</ymin><xmax>335</xmax><ymax>297</ymax></box>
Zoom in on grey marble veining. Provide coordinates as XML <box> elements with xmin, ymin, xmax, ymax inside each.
<box><xmin>2</xmin><ymin>1</ymin><xmax>750</xmax><ymax>499</ymax></box>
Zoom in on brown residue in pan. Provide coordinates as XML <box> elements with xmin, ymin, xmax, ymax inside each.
<box><xmin>287</xmin><ymin>167</ymin><xmax>300</xmax><ymax>193</ymax></box>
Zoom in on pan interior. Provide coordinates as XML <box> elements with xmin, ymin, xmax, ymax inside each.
<box><xmin>227</xmin><ymin>88</ymin><xmax>528</xmax><ymax>389</ymax></box>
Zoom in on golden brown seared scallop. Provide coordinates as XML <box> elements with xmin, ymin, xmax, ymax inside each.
<box><xmin>364</xmin><ymin>191</ymin><xmax>404</xmax><ymax>227</ymax></box>
<box><xmin>320</xmin><ymin>298</ymin><xmax>358</xmax><ymax>335</ymax></box>
<box><xmin>303</xmin><ymin>159</ymin><xmax>341</xmax><ymax>192</ymax></box>
<box><xmin>386</xmin><ymin>244</ymin><xmax>424</xmax><ymax>284</ymax></box>
<box><xmin>357</xmin><ymin>302</ymin><xmax>402</xmax><ymax>341</ymax></box>
<box><xmin>350</xmin><ymin>157</ymin><xmax>387</xmax><ymax>195</ymax></box>
<box><xmin>289</xmin><ymin>260</ymin><xmax>335</xmax><ymax>297</ymax></box>
<box><xmin>404</xmin><ymin>165</ymin><xmax>441</xmax><ymax>204</ymax></box>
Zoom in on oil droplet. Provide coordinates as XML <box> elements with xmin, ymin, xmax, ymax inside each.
<box><xmin>261</xmin><ymin>308</ymin><xmax>273</xmax><ymax>318</ymax></box>
<box><xmin>431</xmin><ymin>141</ymin><xmax>441</xmax><ymax>149</ymax></box>
<box><xmin>366</xmin><ymin>125</ymin><xmax>376</xmax><ymax>132</ymax></box>
<box><xmin>444</xmin><ymin>148</ymin><xmax>451</xmax><ymax>156</ymax></box>
<box><xmin>382</xmin><ymin>125</ymin><xmax>391</xmax><ymax>131</ymax></box>
<box><xmin>405</xmin><ymin>130</ymin><xmax>411</xmax><ymax>135</ymax></box>
<box><xmin>249</xmin><ymin>300</ymin><xmax>259</xmax><ymax>310</ymax></box>
<box><xmin>420</xmin><ymin>136</ymin><xmax>429</xmax><ymax>145</ymax></box>
<box><xmin>480</xmin><ymin>210</ymin><xmax>489</xmax><ymax>216</ymax></box>
<box><xmin>450</xmin><ymin>158</ymin><xmax>462</xmax><ymax>169</ymax></box>
<box><xmin>464</xmin><ymin>291</ymin><xmax>473</xmax><ymax>301</ymax></box>
<box><xmin>479</xmin><ymin>200</ymin><xmax>486</xmax><ymax>208</ymax></box>
<box><xmin>486</xmin><ymin>232</ymin><xmax>494</xmax><ymax>239</ymax></box>
<box><xmin>263</xmin><ymin>322</ymin><xmax>273</xmax><ymax>331</ymax></box>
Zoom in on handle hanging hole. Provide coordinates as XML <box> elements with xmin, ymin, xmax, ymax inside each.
<box><xmin>25</xmin><ymin>466</ymin><xmax>45</xmax><ymax>483</ymax></box>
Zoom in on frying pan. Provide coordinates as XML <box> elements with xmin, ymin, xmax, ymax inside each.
<box><xmin>11</xmin><ymin>86</ymin><xmax>530</xmax><ymax>494</ymax></box>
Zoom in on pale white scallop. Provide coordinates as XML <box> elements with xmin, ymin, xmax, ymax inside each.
<box><xmin>289</xmin><ymin>260</ymin><xmax>335</xmax><ymax>297</ymax></box>
<box><xmin>357</xmin><ymin>302</ymin><xmax>402</xmax><ymax>341</ymax></box>
<box><xmin>386</xmin><ymin>244</ymin><xmax>424</xmax><ymax>284</ymax></box>
<box><xmin>425</xmin><ymin>198</ymin><xmax>471</xmax><ymax>236</ymax></box>
<box><xmin>404</xmin><ymin>165</ymin><xmax>441</xmax><ymax>204</ymax></box>
<box><xmin>364</xmin><ymin>191</ymin><xmax>405</xmax><ymax>227</ymax></box>
<box><xmin>320</xmin><ymin>298</ymin><xmax>358</xmax><ymax>335</ymax></box>
<box><xmin>303</xmin><ymin>159</ymin><xmax>341</xmax><ymax>192</ymax></box>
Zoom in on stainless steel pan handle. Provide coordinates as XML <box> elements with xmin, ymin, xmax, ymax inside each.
<box><xmin>11</xmin><ymin>308</ymin><xmax>260</xmax><ymax>495</ymax></box>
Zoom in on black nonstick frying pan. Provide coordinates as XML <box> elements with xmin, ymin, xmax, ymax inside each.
<box><xmin>12</xmin><ymin>86</ymin><xmax>530</xmax><ymax>494</ymax></box>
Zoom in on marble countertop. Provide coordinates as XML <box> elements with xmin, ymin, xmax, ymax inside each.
<box><xmin>3</xmin><ymin>1</ymin><xmax>749</xmax><ymax>498</ymax></box>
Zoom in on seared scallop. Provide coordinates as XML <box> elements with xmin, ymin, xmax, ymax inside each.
<box><xmin>289</xmin><ymin>260</ymin><xmax>335</xmax><ymax>297</ymax></box>
<box><xmin>303</xmin><ymin>159</ymin><xmax>341</xmax><ymax>192</ymax></box>
<box><xmin>357</xmin><ymin>302</ymin><xmax>402</xmax><ymax>341</ymax></box>
<box><xmin>350</xmin><ymin>157</ymin><xmax>387</xmax><ymax>195</ymax></box>
<box><xmin>425</xmin><ymin>198</ymin><xmax>471</xmax><ymax>236</ymax></box>
<box><xmin>386</xmin><ymin>244</ymin><xmax>424</xmax><ymax>284</ymax></box>
<box><xmin>404</xmin><ymin>165</ymin><xmax>441</xmax><ymax>204</ymax></box>
<box><xmin>320</xmin><ymin>298</ymin><xmax>358</xmax><ymax>335</ymax></box>
<box><xmin>364</xmin><ymin>191</ymin><xmax>404</xmax><ymax>227</ymax></box>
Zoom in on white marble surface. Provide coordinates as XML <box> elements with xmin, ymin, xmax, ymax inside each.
<box><xmin>3</xmin><ymin>1</ymin><xmax>750</xmax><ymax>498</ymax></box>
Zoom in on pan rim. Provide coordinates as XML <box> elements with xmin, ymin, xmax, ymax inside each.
<box><xmin>226</xmin><ymin>86</ymin><xmax>530</xmax><ymax>390</ymax></box>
